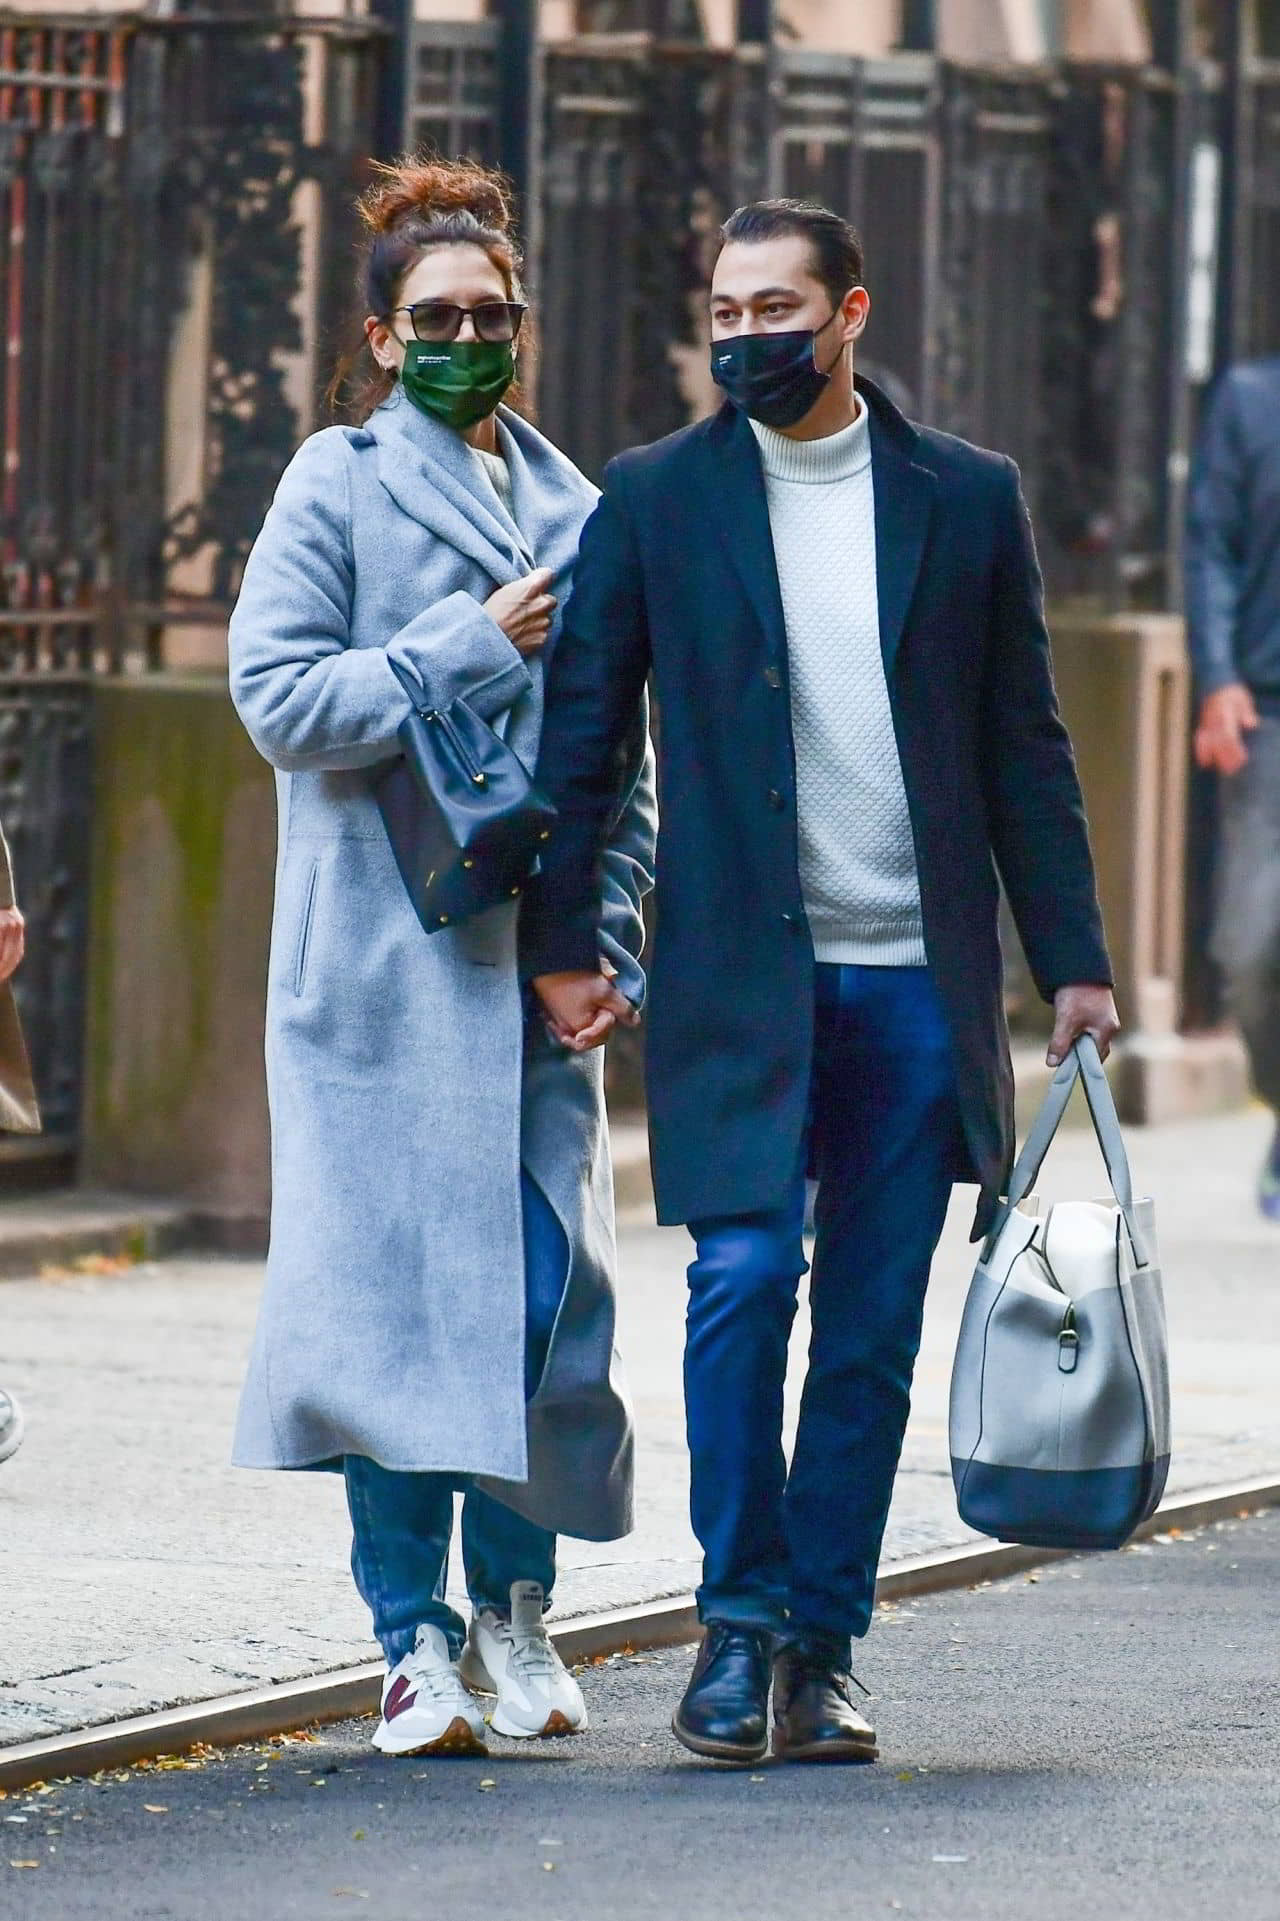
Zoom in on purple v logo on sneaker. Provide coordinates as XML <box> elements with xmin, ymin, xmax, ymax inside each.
<box><xmin>383</xmin><ymin>1675</ymin><xmax>419</xmax><ymax>1721</ymax></box>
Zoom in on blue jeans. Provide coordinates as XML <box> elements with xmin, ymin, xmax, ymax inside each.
<box><xmin>345</xmin><ymin>1169</ymin><xmax>567</xmax><ymax>1664</ymax></box>
<box><xmin>685</xmin><ymin>964</ymin><xmax>963</xmax><ymax>1659</ymax></box>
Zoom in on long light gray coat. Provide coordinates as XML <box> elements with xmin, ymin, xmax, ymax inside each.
<box><xmin>227</xmin><ymin>391</ymin><xmax>656</xmax><ymax>1541</ymax></box>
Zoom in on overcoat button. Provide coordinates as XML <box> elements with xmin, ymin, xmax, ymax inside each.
<box><xmin>767</xmin><ymin>788</ymin><xmax>784</xmax><ymax>810</ymax></box>
<box><xmin>764</xmin><ymin>664</ymin><xmax>782</xmax><ymax>689</ymax></box>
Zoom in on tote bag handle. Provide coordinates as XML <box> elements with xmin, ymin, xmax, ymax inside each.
<box><xmin>984</xmin><ymin>1036</ymin><xmax>1149</xmax><ymax>1269</ymax></box>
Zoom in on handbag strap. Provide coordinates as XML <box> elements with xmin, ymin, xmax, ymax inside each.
<box><xmin>985</xmin><ymin>1035</ymin><xmax>1149</xmax><ymax>1268</ymax></box>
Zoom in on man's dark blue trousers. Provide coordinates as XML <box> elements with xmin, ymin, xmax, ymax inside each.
<box><xmin>685</xmin><ymin>962</ymin><xmax>964</xmax><ymax>1659</ymax></box>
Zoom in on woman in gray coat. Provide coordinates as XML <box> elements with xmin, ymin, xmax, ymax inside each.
<box><xmin>228</xmin><ymin>158</ymin><xmax>656</xmax><ymax>1759</ymax></box>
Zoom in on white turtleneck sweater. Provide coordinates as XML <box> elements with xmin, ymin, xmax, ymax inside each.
<box><xmin>751</xmin><ymin>404</ymin><xmax>926</xmax><ymax>968</ymax></box>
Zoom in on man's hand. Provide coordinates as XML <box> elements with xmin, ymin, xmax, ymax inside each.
<box><xmin>0</xmin><ymin>907</ymin><xmax>25</xmax><ymax>984</ymax></box>
<box><xmin>1047</xmin><ymin>984</ymin><xmax>1120</xmax><ymax>1069</ymax></box>
<box><xmin>1194</xmin><ymin>682</ymin><xmax>1258</xmax><ymax>778</ymax></box>
<box><xmin>534</xmin><ymin>968</ymin><xmax>640</xmax><ymax>1053</ymax></box>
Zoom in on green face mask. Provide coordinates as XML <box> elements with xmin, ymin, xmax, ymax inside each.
<box><xmin>399</xmin><ymin>337</ymin><xmax>516</xmax><ymax>431</ymax></box>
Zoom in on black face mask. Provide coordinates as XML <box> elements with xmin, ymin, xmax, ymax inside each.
<box><xmin>709</xmin><ymin>310</ymin><xmax>843</xmax><ymax>429</ymax></box>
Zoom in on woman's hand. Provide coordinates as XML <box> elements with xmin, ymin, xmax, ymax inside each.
<box><xmin>0</xmin><ymin>907</ymin><xmax>25</xmax><ymax>984</ymax></box>
<box><xmin>534</xmin><ymin>967</ymin><xmax>640</xmax><ymax>1053</ymax></box>
<box><xmin>484</xmin><ymin>568</ymin><xmax>557</xmax><ymax>657</ymax></box>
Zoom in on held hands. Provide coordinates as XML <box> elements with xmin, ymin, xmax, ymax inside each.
<box><xmin>1195</xmin><ymin>682</ymin><xmax>1258</xmax><ymax>778</ymax></box>
<box><xmin>1047</xmin><ymin>984</ymin><xmax>1121</xmax><ymax>1070</ymax></box>
<box><xmin>484</xmin><ymin>568</ymin><xmax>557</xmax><ymax>658</ymax></box>
<box><xmin>533</xmin><ymin>967</ymin><xmax>641</xmax><ymax>1054</ymax></box>
<box><xmin>0</xmin><ymin>906</ymin><xmax>25</xmax><ymax>984</ymax></box>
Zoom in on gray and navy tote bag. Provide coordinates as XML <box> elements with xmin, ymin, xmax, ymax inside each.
<box><xmin>949</xmin><ymin>1036</ymin><xmax>1171</xmax><ymax>1550</ymax></box>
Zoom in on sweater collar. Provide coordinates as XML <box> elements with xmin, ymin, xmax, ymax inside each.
<box><xmin>749</xmin><ymin>396</ymin><xmax>870</xmax><ymax>484</ymax></box>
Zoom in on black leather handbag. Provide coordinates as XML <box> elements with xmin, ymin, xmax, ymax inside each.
<box><xmin>371</xmin><ymin>654</ymin><xmax>557</xmax><ymax>933</ymax></box>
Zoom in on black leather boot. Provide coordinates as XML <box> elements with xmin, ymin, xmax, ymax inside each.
<box><xmin>772</xmin><ymin>1644</ymin><xmax>878</xmax><ymax>1763</ymax></box>
<box><xmin>672</xmin><ymin>1623</ymin><xmax>773</xmax><ymax>1762</ymax></box>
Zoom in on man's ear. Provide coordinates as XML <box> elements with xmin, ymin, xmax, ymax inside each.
<box><xmin>842</xmin><ymin>286</ymin><xmax>871</xmax><ymax>347</ymax></box>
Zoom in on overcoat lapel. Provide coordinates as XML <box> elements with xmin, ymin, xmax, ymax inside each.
<box><xmin>867</xmin><ymin>402</ymin><xmax>937</xmax><ymax>680</ymax></box>
<box><xmin>698</xmin><ymin>405</ymin><xmax>787</xmax><ymax>658</ymax></box>
<box><xmin>698</xmin><ymin>392</ymin><xmax>936</xmax><ymax>678</ymax></box>
<box><xmin>368</xmin><ymin>391</ymin><xmax>534</xmax><ymax>586</ymax></box>
<box><xmin>496</xmin><ymin>410</ymin><xmax>601</xmax><ymax>670</ymax></box>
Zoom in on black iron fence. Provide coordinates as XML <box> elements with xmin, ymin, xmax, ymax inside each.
<box><xmin>404</xmin><ymin>29</ymin><xmax>1266</xmax><ymax>614</ymax></box>
<box><xmin>0</xmin><ymin>10</ymin><xmax>380</xmax><ymax>1163</ymax></box>
<box><xmin>2</xmin><ymin>12</ymin><xmax>1278</xmax><ymax>1152</ymax></box>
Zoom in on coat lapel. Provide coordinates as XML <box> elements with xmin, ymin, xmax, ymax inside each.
<box><xmin>866</xmin><ymin>391</ymin><xmax>938</xmax><ymax>680</ymax></box>
<box><xmin>496</xmin><ymin>409</ymin><xmax>600</xmax><ymax>671</ymax></box>
<box><xmin>698</xmin><ymin>404</ymin><xmax>788</xmax><ymax>658</ymax></box>
<box><xmin>368</xmin><ymin>392</ymin><xmax>534</xmax><ymax>587</ymax></box>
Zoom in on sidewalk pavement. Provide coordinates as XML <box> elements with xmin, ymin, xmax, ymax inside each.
<box><xmin>11</xmin><ymin>1509</ymin><xmax>1276</xmax><ymax>1919</ymax></box>
<box><xmin>1</xmin><ymin>1104</ymin><xmax>1277</xmax><ymax>1748</ymax></box>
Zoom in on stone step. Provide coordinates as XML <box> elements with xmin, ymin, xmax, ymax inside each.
<box><xmin>0</xmin><ymin>1193</ymin><xmax>198</xmax><ymax>1282</ymax></box>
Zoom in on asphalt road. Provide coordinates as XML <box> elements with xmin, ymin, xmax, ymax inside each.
<box><xmin>6</xmin><ymin>1508</ymin><xmax>1279</xmax><ymax>1921</ymax></box>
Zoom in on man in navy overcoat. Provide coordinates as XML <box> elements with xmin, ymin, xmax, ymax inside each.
<box><xmin>523</xmin><ymin>199</ymin><xmax>1117</xmax><ymax>1764</ymax></box>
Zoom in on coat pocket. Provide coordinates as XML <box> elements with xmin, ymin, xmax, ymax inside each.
<box><xmin>292</xmin><ymin>859</ymin><xmax>320</xmax><ymax>998</ymax></box>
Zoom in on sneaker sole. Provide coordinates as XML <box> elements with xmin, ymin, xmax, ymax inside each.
<box><xmin>491</xmin><ymin>1705</ymin><xmax>588</xmax><ymax>1741</ymax></box>
<box><xmin>373</xmin><ymin>1715</ymin><xmax>488</xmax><ymax>1759</ymax></box>
<box><xmin>772</xmin><ymin>1728</ymin><xmax>878</xmax><ymax>1764</ymax></box>
<box><xmin>670</xmin><ymin>1711</ymin><xmax>768</xmax><ymax>1765</ymax></box>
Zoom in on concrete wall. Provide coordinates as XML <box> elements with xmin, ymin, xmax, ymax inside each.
<box><xmin>78</xmin><ymin>612</ymin><xmax>1243</xmax><ymax>1223</ymax></box>
<box><xmin>82</xmin><ymin>679</ymin><xmax>275</xmax><ymax>1240</ymax></box>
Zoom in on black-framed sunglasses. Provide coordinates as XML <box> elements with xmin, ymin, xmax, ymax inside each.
<box><xmin>390</xmin><ymin>300</ymin><xmax>528</xmax><ymax>345</ymax></box>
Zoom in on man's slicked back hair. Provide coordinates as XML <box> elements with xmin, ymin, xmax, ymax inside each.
<box><xmin>719</xmin><ymin>199</ymin><xmax>864</xmax><ymax>307</ymax></box>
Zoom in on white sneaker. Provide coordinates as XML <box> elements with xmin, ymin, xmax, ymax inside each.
<box><xmin>371</xmin><ymin>1624</ymin><xmax>488</xmax><ymax>1757</ymax></box>
<box><xmin>460</xmin><ymin>1581</ymin><xmax>588</xmax><ymax>1739</ymax></box>
<box><xmin>0</xmin><ymin>1386</ymin><xmax>24</xmax><ymax>1465</ymax></box>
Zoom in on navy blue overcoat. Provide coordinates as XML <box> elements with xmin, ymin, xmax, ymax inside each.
<box><xmin>522</xmin><ymin>380</ymin><xmax>1111</xmax><ymax>1239</ymax></box>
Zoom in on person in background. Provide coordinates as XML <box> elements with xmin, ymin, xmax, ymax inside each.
<box><xmin>228</xmin><ymin>157</ymin><xmax>655</xmax><ymax>1758</ymax></box>
<box><xmin>0</xmin><ymin>816</ymin><xmax>38</xmax><ymax>1464</ymax></box>
<box><xmin>1186</xmin><ymin>356</ymin><xmax>1280</xmax><ymax>1222</ymax></box>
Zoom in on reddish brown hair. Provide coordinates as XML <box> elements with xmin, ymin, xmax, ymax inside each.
<box><xmin>327</xmin><ymin>155</ymin><xmax>534</xmax><ymax>422</ymax></box>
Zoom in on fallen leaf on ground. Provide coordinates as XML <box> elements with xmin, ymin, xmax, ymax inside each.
<box><xmin>9</xmin><ymin>1861</ymin><xmax>40</xmax><ymax>1870</ymax></box>
<box><xmin>143</xmin><ymin>1806</ymin><xmax>169</xmax><ymax>1815</ymax></box>
<box><xmin>75</xmin><ymin>1252</ymin><xmax>138</xmax><ymax>1275</ymax></box>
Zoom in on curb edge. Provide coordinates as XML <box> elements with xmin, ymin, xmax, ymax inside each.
<box><xmin>3</xmin><ymin>1474</ymin><xmax>1277</xmax><ymax>1792</ymax></box>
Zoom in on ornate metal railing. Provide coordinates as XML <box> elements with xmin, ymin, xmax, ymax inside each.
<box><xmin>0</xmin><ymin>11</ymin><xmax>381</xmax><ymax>1164</ymax></box>
<box><xmin>1</xmin><ymin>16</ymin><xmax>1275</xmax><ymax>1148</ymax></box>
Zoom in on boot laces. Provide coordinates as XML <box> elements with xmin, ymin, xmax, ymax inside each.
<box><xmin>791</xmin><ymin>1649</ymin><xmax>871</xmax><ymax>1702</ymax></box>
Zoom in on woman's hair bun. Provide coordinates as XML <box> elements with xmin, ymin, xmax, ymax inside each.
<box><xmin>360</xmin><ymin>156</ymin><xmax>513</xmax><ymax>238</ymax></box>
